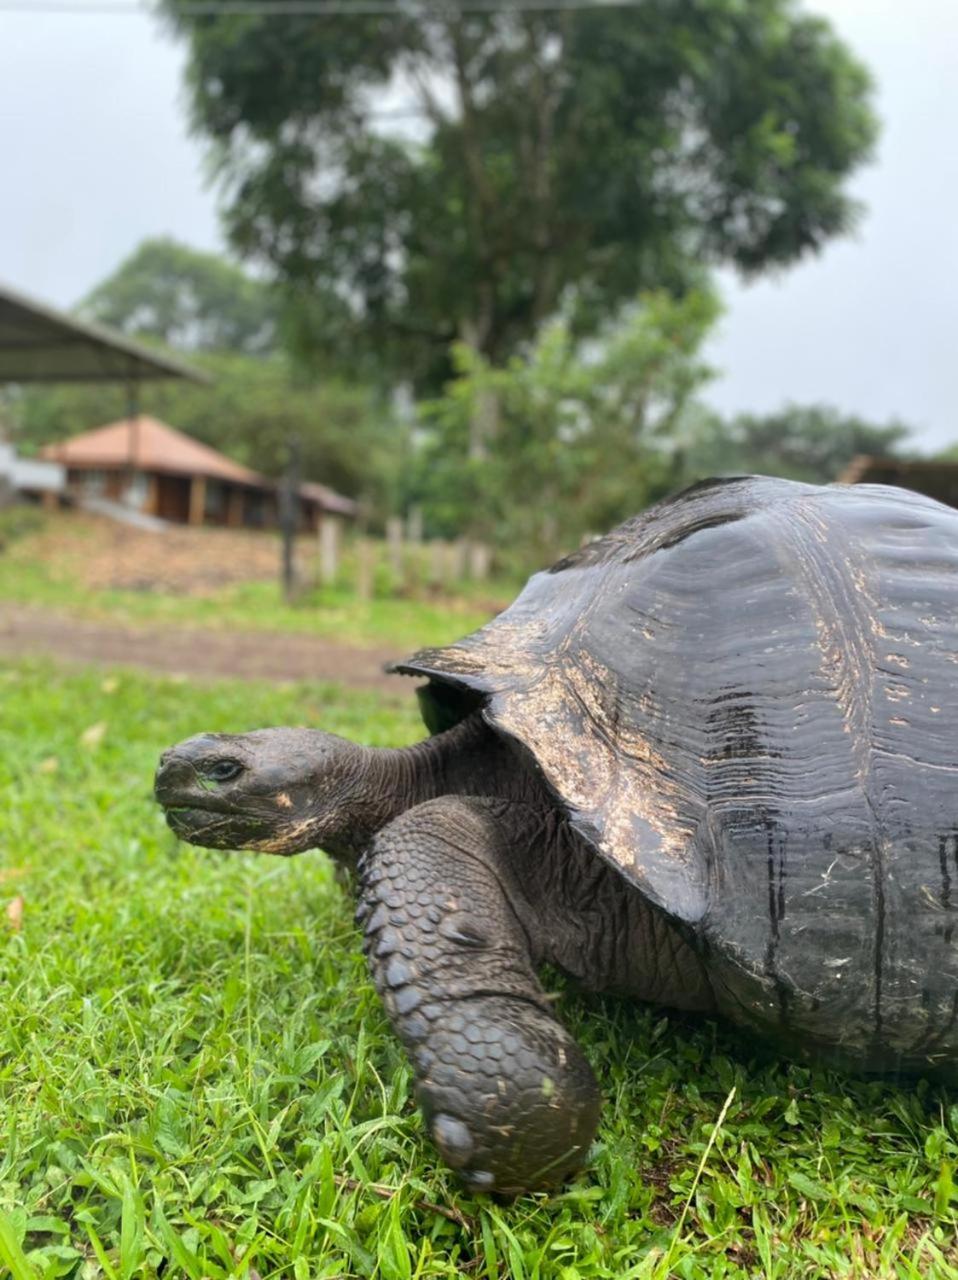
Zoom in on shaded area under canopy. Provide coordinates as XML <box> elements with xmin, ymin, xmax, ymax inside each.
<box><xmin>0</xmin><ymin>282</ymin><xmax>208</xmax><ymax>385</ymax></box>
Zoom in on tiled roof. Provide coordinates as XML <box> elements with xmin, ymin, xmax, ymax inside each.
<box><xmin>299</xmin><ymin>480</ymin><xmax>359</xmax><ymax>517</ymax></box>
<box><xmin>41</xmin><ymin>416</ymin><xmax>264</xmax><ymax>486</ymax></box>
<box><xmin>42</xmin><ymin>416</ymin><xmax>359</xmax><ymax>514</ymax></box>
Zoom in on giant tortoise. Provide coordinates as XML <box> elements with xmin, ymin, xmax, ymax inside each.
<box><xmin>154</xmin><ymin>476</ymin><xmax>958</xmax><ymax>1194</ymax></box>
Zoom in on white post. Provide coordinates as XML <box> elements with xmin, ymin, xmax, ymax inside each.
<box><xmin>451</xmin><ymin>539</ymin><xmax>469</xmax><ymax>582</ymax></box>
<box><xmin>428</xmin><ymin>539</ymin><xmax>446</xmax><ymax>589</ymax></box>
<box><xmin>468</xmin><ymin>540</ymin><xmax>491</xmax><ymax>581</ymax></box>
<box><xmin>386</xmin><ymin>516</ymin><xmax>404</xmax><ymax>584</ymax></box>
<box><xmin>406</xmin><ymin>505</ymin><xmax>424</xmax><ymax>545</ymax></box>
<box><xmin>356</xmin><ymin>538</ymin><xmax>374</xmax><ymax>602</ymax></box>
<box><xmin>319</xmin><ymin>515</ymin><xmax>341</xmax><ymax>587</ymax></box>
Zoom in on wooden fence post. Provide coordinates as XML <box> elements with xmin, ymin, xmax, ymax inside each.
<box><xmin>279</xmin><ymin>436</ymin><xmax>301</xmax><ymax>602</ymax></box>
<box><xmin>468</xmin><ymin>541</ymin><xmax>491</xmax><ymax>581</ymax></box>
<box><xmin>428</xmin><ymin>539</ymin><xmax>446</xmax><ymax>589</ymax></box>
<box><xmin>318</xmin><ymin>515</ymin><xmax>341</xmax><ymax>587</ymax></box>
<box><xmin>356</xmin><ymin>537</ymin><xmax>374</xmax><ymax>602</ymax></box>
<box><xmin>451</xmin><ymin>539</ymin><xmax>469</xmax><ymax>583</ymax></box>
<box><xmin>386</xmin><ymin>516</ymin><xmax>404</xmax><ymax>584</ymax></box>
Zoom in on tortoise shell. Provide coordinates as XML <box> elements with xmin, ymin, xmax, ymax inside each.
<box><xmin>396</xmin><ymin>477</ymin><xmax>958</xmax><ymax>1074</ymax></box>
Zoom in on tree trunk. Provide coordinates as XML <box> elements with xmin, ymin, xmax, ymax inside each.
<box><xmin>279</xmin><ymin>436</ymin><xmax>301</xmax><ymax>602</ymax></box>
<box><xmin>459</xmin><ymin>317</ymin><xmax>500</xmax><ymax>463</ymax></box>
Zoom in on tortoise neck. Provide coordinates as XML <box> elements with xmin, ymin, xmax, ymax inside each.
<box><xmin>350</xmin><ymin>713</ymin><xmax>515</xmax><ymax>851</ymax></box>
<box><xmin>378</xmin><ymin>711</ymin><xmax>500</xmax><ymax>803</ymax></box>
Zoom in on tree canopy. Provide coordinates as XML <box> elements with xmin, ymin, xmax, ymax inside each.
<box><xmin>412</xmin><ymin>303</ymin><xmax>917</xmax><ymax>568</ymax></box>
<box><xmin>164</xmin><ymin>0</ymin><xmax>877</xmax><ymax>386</ymax></box>
<box><xmin>679</xmin><ymin>404</ymin><xmax>913</xmax><ymax>486</ymax></box>
<box><xmin>411</xmin><ymin>289</ymin><xmax>720</xmax><ymax>563</ymax></box>
<box><xmin>9</xmin><ymin>239</ymin><xmax>400</xmax><ymax>508</ymax></box>
<box><xmin>13</xmin><ymin>224</ymin><xmax>916</xmax><ymax>566</ymax></box>
<box><xmin>81</xmin><ymin>237</ymin><xmax>281</xmax><ymax>356</ymax></box>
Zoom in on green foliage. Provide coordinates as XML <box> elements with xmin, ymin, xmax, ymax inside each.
<box><xmin>80</xmin><ymin>236</ymin><xmax>281</xmax><ymax>355</ymax></box>
<box><xmin>0</xmin><ymin>504</ymin><xmax>45</xmax><ymax>551</ymax></box>
<box><xmin>163</xmin><ymin>0</ymin><xmax>877</xmax><ymax>385</ymax></box>
<box><xmin>681</xmin><ymin>403</ymin><xmax>913</xmax><ymax>485</ymax></box>
<box><xmin>413</xmin><ymin>290</ymin><xmax>719</xmax><ymax>567</ymax></box>
<box><xmin>10</xmin><ymin>349</ymin><xmax>400</xmax><ymax>504</ymax></box>
<box><xmin>2</xmin><ymin>659</ymin><xmax>958</xmax><ymax>1277</ymax></box>
<box><xmin>9</xmin><ymin>236</ymin><xmax>402</xmax><ymax>505</ymax></box>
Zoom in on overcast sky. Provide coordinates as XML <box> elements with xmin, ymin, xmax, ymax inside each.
<box><xmin>2</xmin><ymin>0</ymin><xmax>956</xmax><ymax>450</ymax></box>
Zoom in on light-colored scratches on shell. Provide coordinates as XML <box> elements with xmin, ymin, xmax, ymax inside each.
<box><xmin>409</xmin><ymin>606</ymin><xmax>570</xmax><ymax>687</ymax></box>
<box><xmin>474</xmin><ymin>615</ymin><xmax>554</xmax><ymax>667</ymax></box>
<box><xmin>777</xmin><ymin>499</ymin><xmax>879</xmax><ymax>796</ymax></box>
<box><xmin>884</xmin><ymin>683</ymin><xmax>911</xmax><ymax>704</ymax></box>
<box><xmin>407</xmin><ymin>645</ymin><xmax>488</xmax><ymax>679</ymax></box>
<box><xmin>492</xmin><ymin>646</ymin><xmax>696</xmax><ymax>880</ymax></box>
<box><xmin>785</xmin><ymin>495</ymin><xmax>890</xmax><ymax>1038</ymax></box>
<box><xmin>866</xmin><ymin>748</ymin><xmax>958</xmax><ymax>775</ymax></box>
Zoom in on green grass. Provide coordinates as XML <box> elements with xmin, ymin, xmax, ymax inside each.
<box><xmin>1</xmin><ymin>660</ymin><xmax>957</xmax><ymax>1279</ymax></box>
<box><xmin>0</xmin><ymin>514</ymin><xmax>510</xmax><ymax>650</ymax></box>
<box><xmin>0</xmin><ymin>553</ymin><xmax>497</xmax><ymax>651</ymax></box>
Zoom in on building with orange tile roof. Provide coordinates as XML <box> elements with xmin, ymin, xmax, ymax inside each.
<box><xmin>41</xmin><ymin>416</ymin><xmax>356</xmax><ymax>529</ymax></box>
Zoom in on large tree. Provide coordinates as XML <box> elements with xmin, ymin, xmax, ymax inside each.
<box><xmin>679</xmin><ymin>403</ymin><xmax>912</xmax><ymax>485</ymax></box>
<box><xmin>164</xmin><ymin>0</ymin><xmax>876</xmax><ymax>388</ymax></box>
<box><xmin>81</xmin><ymin>237</ymin><xmax>281</xmax><ymax>355</ymax></box>
<box><xmin>411</xmin><ymin>288</ymin><xmax>719</xmax><ymax>564</ymax></box>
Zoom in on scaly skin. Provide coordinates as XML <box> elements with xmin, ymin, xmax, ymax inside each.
<box><xmin>356</xmin><ymin>797</ymin><xmax>601</xmax><ymax>1194</ymax></box>
<box><xmin>153</xmin><ymin>715</ymin><xmax>707</xmax><ymax>1192</ymax></box>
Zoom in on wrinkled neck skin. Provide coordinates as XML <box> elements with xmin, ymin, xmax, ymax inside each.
<box><xmin>327</xmin><ymin>712</ymin><xmax>534</xmax><ymax>862</ymax></box>
<box><xmin>331</xmin><ymin>713</ymin><xmax>714</xmax><ymax>1010</ymax></box>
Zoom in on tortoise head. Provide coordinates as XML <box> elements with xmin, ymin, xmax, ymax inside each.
<box><xmin>153</xmin><ymin>728</ymin><xmax>367</xmax><ymax>857</ymax></box>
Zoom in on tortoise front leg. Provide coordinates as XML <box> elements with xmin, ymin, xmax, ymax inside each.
<box><xmin>355</xmin><ymin>797</ymin><xmax>601</xmax><ymax>1195</ymax></box>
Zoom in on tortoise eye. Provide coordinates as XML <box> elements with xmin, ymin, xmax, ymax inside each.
<box><xmin>206</xmin><ymin>759</ymin><xmax>244</xmax><ymax>784</ymax></box>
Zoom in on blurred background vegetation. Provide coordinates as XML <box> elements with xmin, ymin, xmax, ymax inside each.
<box><xmin>4</xmin><ymin>4</ymin><xmax>958</xmax><ymax>1274</ymax></box>
<box><xmin>2</xmin><ymin>0</ymin><xmax>917</xmax><ymax>576</ymax></box>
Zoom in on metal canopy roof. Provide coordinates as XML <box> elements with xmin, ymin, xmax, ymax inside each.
<box><xmin>0</xmin><ymin>282</ymin><xmax>209</xmax><ymax>385</ymax></box>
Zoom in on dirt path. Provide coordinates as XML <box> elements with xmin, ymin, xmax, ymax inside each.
<box><xmin>0</xmin><ymin>605</ymin><xmax>411</xmax><ymax>692</ymax></box>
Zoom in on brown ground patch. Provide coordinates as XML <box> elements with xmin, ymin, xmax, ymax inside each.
<box><xmin>0</xmin><ymin>604</ymin><xmax>409</xmax><ymax>691</ymax></box>
<box><xmin>18</xmin><ymin>513</ymin><xmax>306</xmax><ymax>595</ymax></box>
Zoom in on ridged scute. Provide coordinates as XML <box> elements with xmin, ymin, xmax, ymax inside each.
<box><xmin>396</xmin><ymin>477</ymin><xmax>958</xmax><ymax>1071</ymax></box>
